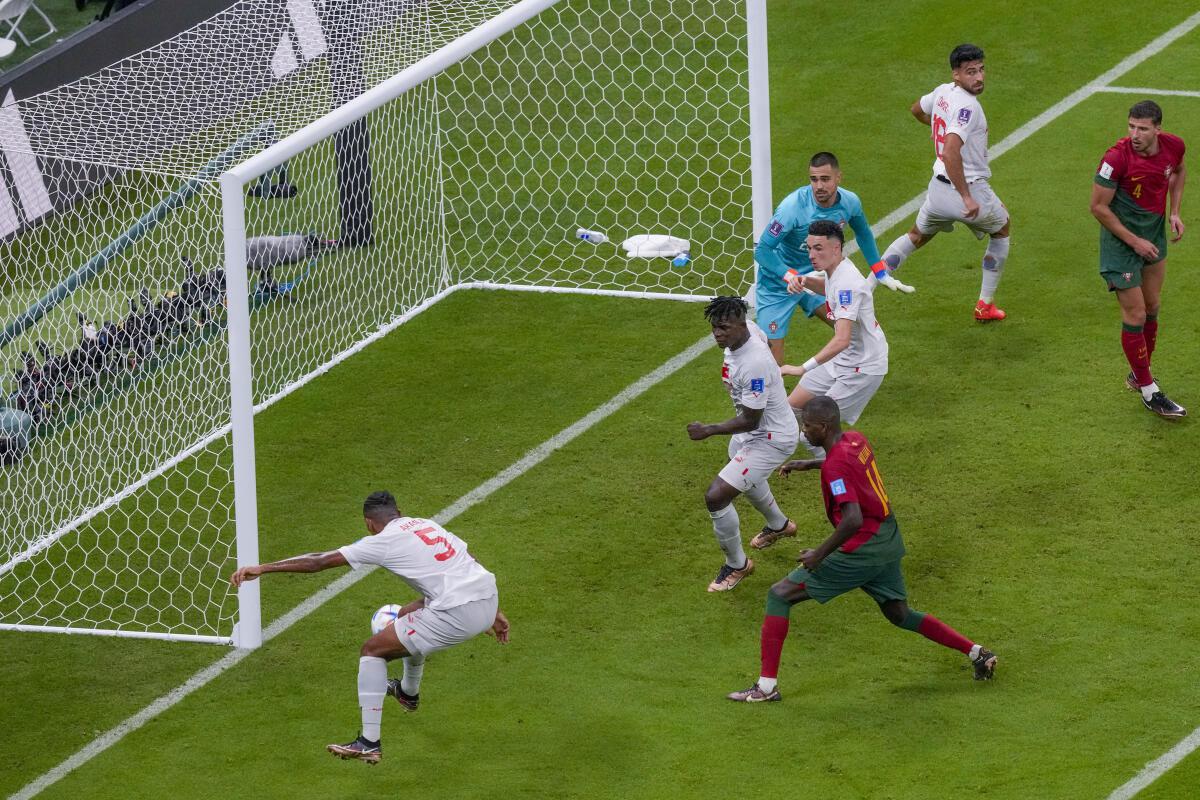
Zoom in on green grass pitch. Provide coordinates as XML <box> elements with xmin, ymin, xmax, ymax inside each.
<box><xmin>3</xmin><ymin>1</ymin><xmax>1200</xmax><ymax>798</ymax></box>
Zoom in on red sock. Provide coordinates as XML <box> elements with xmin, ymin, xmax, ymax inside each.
<box><xmin>1144</xmin><ymin>317</ymin><xmax>1159</xmax><ymax>362</ymax></box>
<box><xmin>760</xmin><ymin>615</ymin><xmax>790</xmax><ymax>679</ymax></box>
<box><xmin>916</xmin><ymin>615</ymin><xmax>974</xmax><ymax>655</ymax></box>
<box><xmin>1121</xmin><ymin>327</ymin><xmax>1153</xmax><ymax>387</ymax></box>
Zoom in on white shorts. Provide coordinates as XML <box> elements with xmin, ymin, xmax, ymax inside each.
<box><xmin>916</xmin><ymin>176</ymin><xmax>1008</xmax><ymax>237</ymax></box>
<box><xmin>717</xmin><ymin>433</ymin><xmax>797</xmax><ymax>493</ymax></box>
<box><xmin>392</xmin><ymin>594</ymin><xmax>498</xmax><ymax>657</ymax></box>
<box><xmin>798</xmin><ymin>363</ymin><xmax>885</xmax><ymax>425</ymax></box>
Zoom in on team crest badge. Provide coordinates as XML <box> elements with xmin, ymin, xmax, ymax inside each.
<box><xmin>1123</xmin><ymin>272</ymin><xmax>1132</xmax><ymax>281</ymax></box>
<box><xmin>768</xmin><ymin>321</ymin><xmax>778</xmax><ymax>332</ymax></box>
<box><xmin>957</xmin><ymin>107</ymin><xmax>972</xmax><ymax>125</ymax></box>
<box><xmin>1165</xmin><ymin>165</ymin><xmax>1173</xmax><ymax>177</ymax></box>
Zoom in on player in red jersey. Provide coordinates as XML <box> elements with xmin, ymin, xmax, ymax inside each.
<box><xmin>1090</xmin><ymin>100</ymin><xmax>1187</xmax><ymax>418</ymax></box>
<box><xmin>726</xmin><ymin>396</ymin><xmax>996</xmax><ymax>702</ymax></box>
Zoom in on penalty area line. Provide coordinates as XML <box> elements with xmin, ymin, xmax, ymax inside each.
<box><xmin>1105</xmin><ymin>725</ymin><xmax>1200</xmax><ymax>800</ymax></box>
<box><xmin>1096</xmin><ymin>86</ymin><xmax>1200</xmax><ymax>97</ymax></box>
<box><xmin>8</xmin><ymin>334</ymin><xmax>715</xmax><ymax>800</ymax></box>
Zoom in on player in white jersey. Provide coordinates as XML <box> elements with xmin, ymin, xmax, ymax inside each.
<box><xmin>879</xmin><ymin>43</ymin><xmax>1012</xmax><ymax>322</ymax></box>
<box><xmin>767</xmin><ymin>221</ymin><xmax>887</xmax><ymax>483</ymax></box>
<box><xmin>229</xmin><ymin>491</ymin><xmax>509</xmax><ymax>765</ymax></box>
<box><xmin>687</xmin><ymin>296</ymin><xmax>800</xmax><ymax>591</ymax></box>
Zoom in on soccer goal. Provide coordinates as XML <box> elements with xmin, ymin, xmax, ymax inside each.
<box><xmin>0</xmin><ymin>0</ymin><xmax>772</xmax><ymax>648</ymax></box>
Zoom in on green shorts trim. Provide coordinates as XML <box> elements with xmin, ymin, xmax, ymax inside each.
<box><xmin>786</xmin><ymin>550</ymin><xmax>908</xmax><ymax>605</ymax></box>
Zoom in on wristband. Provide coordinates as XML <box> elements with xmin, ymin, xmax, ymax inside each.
<box><xmin>802</xmin><ymin>357</ymin><xmax>819</xmax><ymax>373</ymax></box>
<box><xmin>870</xmin><ymin>260</ymin><xmax>889</xmax><ymax>279</ymax></box>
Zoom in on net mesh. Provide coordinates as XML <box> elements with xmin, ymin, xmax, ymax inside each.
<box><xmin>0</xmin><ymin>0</ymin><xmax>754</xmax><ymax>641</ymax></box>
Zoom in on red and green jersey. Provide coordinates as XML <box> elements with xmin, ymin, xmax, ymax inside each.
<box><xmin>820</xmin><ymin>431</ymin><xmax>902</xmax><ymax>561</ymax></box>
<box><xmin>1095</xmin><ymin>133</ymin><xmax>1185</xmax><ymax>234</ymax></box>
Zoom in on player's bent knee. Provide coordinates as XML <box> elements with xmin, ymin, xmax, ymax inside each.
<box><xmin>770</xmin><ymin>579</ymin><xmax>806</xmax><ymax>604</ymax></box>
<box><xmin>704</xmin><ymin>479</ymin><xmax>737</xmax><ymax>511</ymax></box>
<box><xmin>879</xmin><ymin>599</ymin><xmax>909</xmax><ymax>627</ymax></box>
<box><xmin>361</xmin><ymin>625</ymin><xmax>410</xmax><ymax>660</ymax></box>
<box><xmin>1123</xmin><ymin>307</ymin><xmax>1148</xmax><ymax>327</ymax></box>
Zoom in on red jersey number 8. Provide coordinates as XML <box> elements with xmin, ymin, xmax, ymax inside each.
<box><xmin>412</xmin><ymin>526</ymin><xmax>457</xmax><ymax>561</ymax></box>
<box><xmin>932</xmin><ymin>115</ymin><xmax>947</xmax><ymax>160</ymax></box>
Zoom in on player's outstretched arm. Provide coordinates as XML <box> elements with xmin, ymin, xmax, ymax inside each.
<box><xmin>799</xmin><ymin>502</ymin><xmax>863</xmax><ymax>570</ymax></box>
<box><xmin>687</xmin><ymin>406</ymin><xmax>764</xmax><ymax>440</ymax></box>
<box><xmin>486</xmin><ymin>610</ymin><xmax>510</xmax><ymax>643</ymax></box>
<box><xmin>779</xmin><ymin>458</ymin><xmax>823</xmax><ymax>476</ymax></box>
<box><xmin>229</xmin><ymin>549</ymin><xmax>349</xmax><ymax>587</ymax></box>
<box><xmin>788</xmin><ymin>273</ymin><xmax>825</xmax><ymax>296</ymax></box>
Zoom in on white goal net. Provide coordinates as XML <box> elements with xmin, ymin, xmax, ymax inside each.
<box><xmin>0</xmin><ymin>0</ymin><xmax>762</xmax><ymax>645</ymax></box>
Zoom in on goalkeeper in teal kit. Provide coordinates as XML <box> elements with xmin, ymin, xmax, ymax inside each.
<box><xmin>754</xmin><ymin>152</ymin><xmax>912</xmax><ymax>365</ymax></box>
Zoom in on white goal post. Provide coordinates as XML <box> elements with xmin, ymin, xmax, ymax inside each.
<box><xmin>0</xmin><ymin>0</ymin><xmax>773</xmax><ymax>648</ymax></box>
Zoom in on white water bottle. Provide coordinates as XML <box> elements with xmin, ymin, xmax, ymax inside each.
<box><xmin>576</xmin><ymin>228</ymin><xmax>608</xmax><ymax>244</ymax></box>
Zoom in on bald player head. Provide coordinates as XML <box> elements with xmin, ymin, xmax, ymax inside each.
<box><xmin>800</xmin><ymin>395</ymin><xmax>842</xmax><ymax>450</ymax></box>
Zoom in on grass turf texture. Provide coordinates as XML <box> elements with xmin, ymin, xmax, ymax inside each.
<box><xmin>2</xmin><ymin>0</ymin><xmax>1200</xmax><ymax>798</ymax></box>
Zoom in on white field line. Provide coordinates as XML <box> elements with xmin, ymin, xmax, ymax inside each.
<box><xmin>1098</xmin><ymin>86</ymin><xmax>1200</xmax><ymax>97</ymax></box>
<box><xmin>8</xmin><ymin>335</ymin><xmax>715</xmax><ymax>800</ymax></box>
<box><xmin>1106</xmin><ymin>726</ymin><xmax>1200</xmax><ymax>800</ymax></box>
<box><xmin>13</xmin><ymin>10</ymin><xmax>1200</xmax><ymax>800</ymax></box>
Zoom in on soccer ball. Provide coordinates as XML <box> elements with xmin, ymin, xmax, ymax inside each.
<box><xmin>370</xmin><ymin>604</ymin><xmax>403</xmax><ymax>635</ymax></box>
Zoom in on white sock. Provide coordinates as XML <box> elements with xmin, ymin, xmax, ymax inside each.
<box><xmin>400</xmin><ymin>654</ymin><xmax>425</xmax><ymax>696</ymax></box>
<box><xmin>1141</xmin><ymin>381</ymin><xmax>1160</xmax><ymax>401</ymax></box>
<box><xmin>709</xmin><ymin>504</ymin><xmax>746</xmax><ymax>568</ymax></box>
<box><xmin>799</xmin><ymin>432</ymin><xmax>826</xmax><ymax>460</ymax></box>
<box><xmin>358</xmin><ymin>656</ymin><xmax>387</xmax><ymax>742</ymax></box>
<box><xmin>758</xmin><ymin>677</ymin><xmax>778</xmax><ymax>692</ymax></box>
<box><xmin>968</xmin><ymin>644</ymin><xmax>982</xmax><ymax>661</ymax></box>
<box><xmin>882</xmin><ymin>234</ymin><xmax>917</xmax><ymax>272</ymax></box>
<box><xmin>745</xmin><ymin>481</ymin><xmax>788</xmax><ymax>530</ymax></box>
<box><xmin>979</xmin><ymin>236</ymin><xmax>1009</xmax><ymax>303</ymax></box>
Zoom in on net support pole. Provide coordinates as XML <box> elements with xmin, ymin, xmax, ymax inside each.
<box><xmin>221</xmin><ymin>173</ymin><xmax>262</xmax><ymax>650</ymax></box>
<box><xmin>0</xmin><ymin>121</ymin><xmax>277</xmax><ymax>351</ymax></box>
<box><xmin>745</xmin><ymin>0</ymin><xmax>771</xmax><ymax>306</ymax></box>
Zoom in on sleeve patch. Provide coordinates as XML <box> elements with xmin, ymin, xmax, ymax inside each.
<box><xmin>1099</xmin><ymin>161</ymin><xmax>1114</xmax><ymax>179</ymax></box>
<box><xmin>829</xmin><ymin>478</ymin><xmax>847</xmax><ymax>496</ymax></box>
<box><xmin>767</xmin><ymin>219</ymin><xmax>784</xmax><ymax>236</ymax></box>
<box><xmin>750</xmin><ymin>378</ymin><xmax>765</xmax><ymax>392</ymax></box>
<box><xmin>837</xmin><ymin>289</ymin><xmax>853</xmax><ymax>307</ymax></box>
<box><xmin>956</xmin><ymin>107</ymin><xmax>972</xmax><ymax>125</ymax></box>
